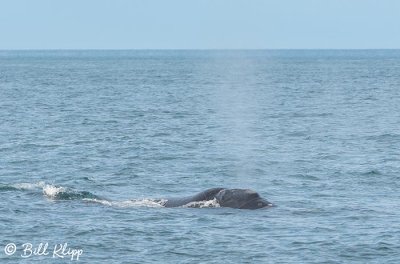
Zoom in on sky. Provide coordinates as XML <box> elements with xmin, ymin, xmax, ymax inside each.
<box><xmin>1</xmin><ymin>0</ymin><xmax>400</xmax><ymax>49</ymax></box>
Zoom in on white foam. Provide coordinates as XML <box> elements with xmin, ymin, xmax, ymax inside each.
<box><xmin>116</xmin><ymin>199</ymin><xmax>166</xmax><ymax>208</ymax></box>
<box><xmin>182</xmin><ymin>198</ymin><xmax>221</xmax><ymax>208</ymax></box>
<box><xmin>82</xmin><ymin>198</ymin><xmax>113</xmax><ymax>206</ymax></box>
<box><xmin>83</xmin><ymin>198</ymin><xmax>166</xmax><ymax>208</ymax></box>
<box><xmin>43</xmin><ymin>184</ymin><xmax>65</xmax><ymax>198</ymax></box>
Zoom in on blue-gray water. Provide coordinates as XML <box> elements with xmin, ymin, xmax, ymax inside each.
<box><xmin>1</xmin><ymin>50</ymin><xmax>400</xmax><ymax>263</ymax></box>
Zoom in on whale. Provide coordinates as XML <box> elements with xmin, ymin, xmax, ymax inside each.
<box><xmin>39</xmin><ymin>184</ymin><xmax>272</xmax><ymax>209</ymax></box>
<box><xmin>163</xmin><ymin>188</ymin><xmax>272</xmax><ymax>209</ymax></box>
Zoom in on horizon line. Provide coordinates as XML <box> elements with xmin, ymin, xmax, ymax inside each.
<box><xmin>1</xmin><ymin>48</ymin><xmax>400</xmax><ymax>51</ymax></box>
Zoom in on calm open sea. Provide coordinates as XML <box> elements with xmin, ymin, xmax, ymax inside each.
<box><xmin>1</xmin><ymin>50</ymin><xmax>400</xmax><ymax>263</ymax></box>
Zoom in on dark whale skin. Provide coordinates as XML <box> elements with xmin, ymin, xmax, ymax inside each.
<box><xmin>163</xmin><ymin>188</ymin><xmax>271</xmax><ymax>209</ymax></box>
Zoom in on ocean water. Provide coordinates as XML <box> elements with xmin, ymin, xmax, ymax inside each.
<box><xmin>1</xmin><ymin>50</ymin><xmax>400</xmax><ymax>263</ymax></box>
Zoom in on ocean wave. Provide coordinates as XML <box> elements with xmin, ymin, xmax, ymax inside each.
<box><xmin>2</xmin><ymin>182</ymin><xmax>220</xmax><ymax>209</ymax></box>
<box><xmin>42</xmin><ymin>184</ymin><xmax>100</xmax><ymax>200</ymax></box>
<box><xmin>40</xmin><ymin>183</ymin><xmax>168</xmax><ymax>208</ymax></box>
<box><xmin>82</xmin><ymin>198</ymin><xmax>166</xmax><ymax>208</ymax></box>
<box><xmin>3</xmin><ymin>182</ymin><xmax>169</xmax><ymax>208</ymax></box>
<box><xmin>360</xmin><ymin>169</ymin><xmax>382</xmax><ymax>176</ymax></box>
<box><xmin>0</xmin><ymin>181</ymin><xmax>46</xmax><ymax>192</ymax></box>
<box><xmin>0</xmin><ymin>182</ymin><xmax>103</xmax><ymax>201</ymax></box>
<box><xmin>366</xmin><ymin>133</ymin><xmax>400</xmax><ymax>142</ymax></box>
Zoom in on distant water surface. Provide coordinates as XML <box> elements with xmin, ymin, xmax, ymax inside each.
<box><xmin>1</xmin><ymin>50</ymin><xmax>400</xmax><ymax>263</ymax></box>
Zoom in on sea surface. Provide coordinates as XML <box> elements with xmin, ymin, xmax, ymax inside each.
<box><xmin>1</xmin><ymin>50</ymin><xmax>400</xmax><ymax>263</ymax></box>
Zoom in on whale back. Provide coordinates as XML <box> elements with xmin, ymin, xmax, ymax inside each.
<box><xmin>163</xmin><ymin>188</ymin><xmax>225</xmax><ymax>207</ymax></box>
